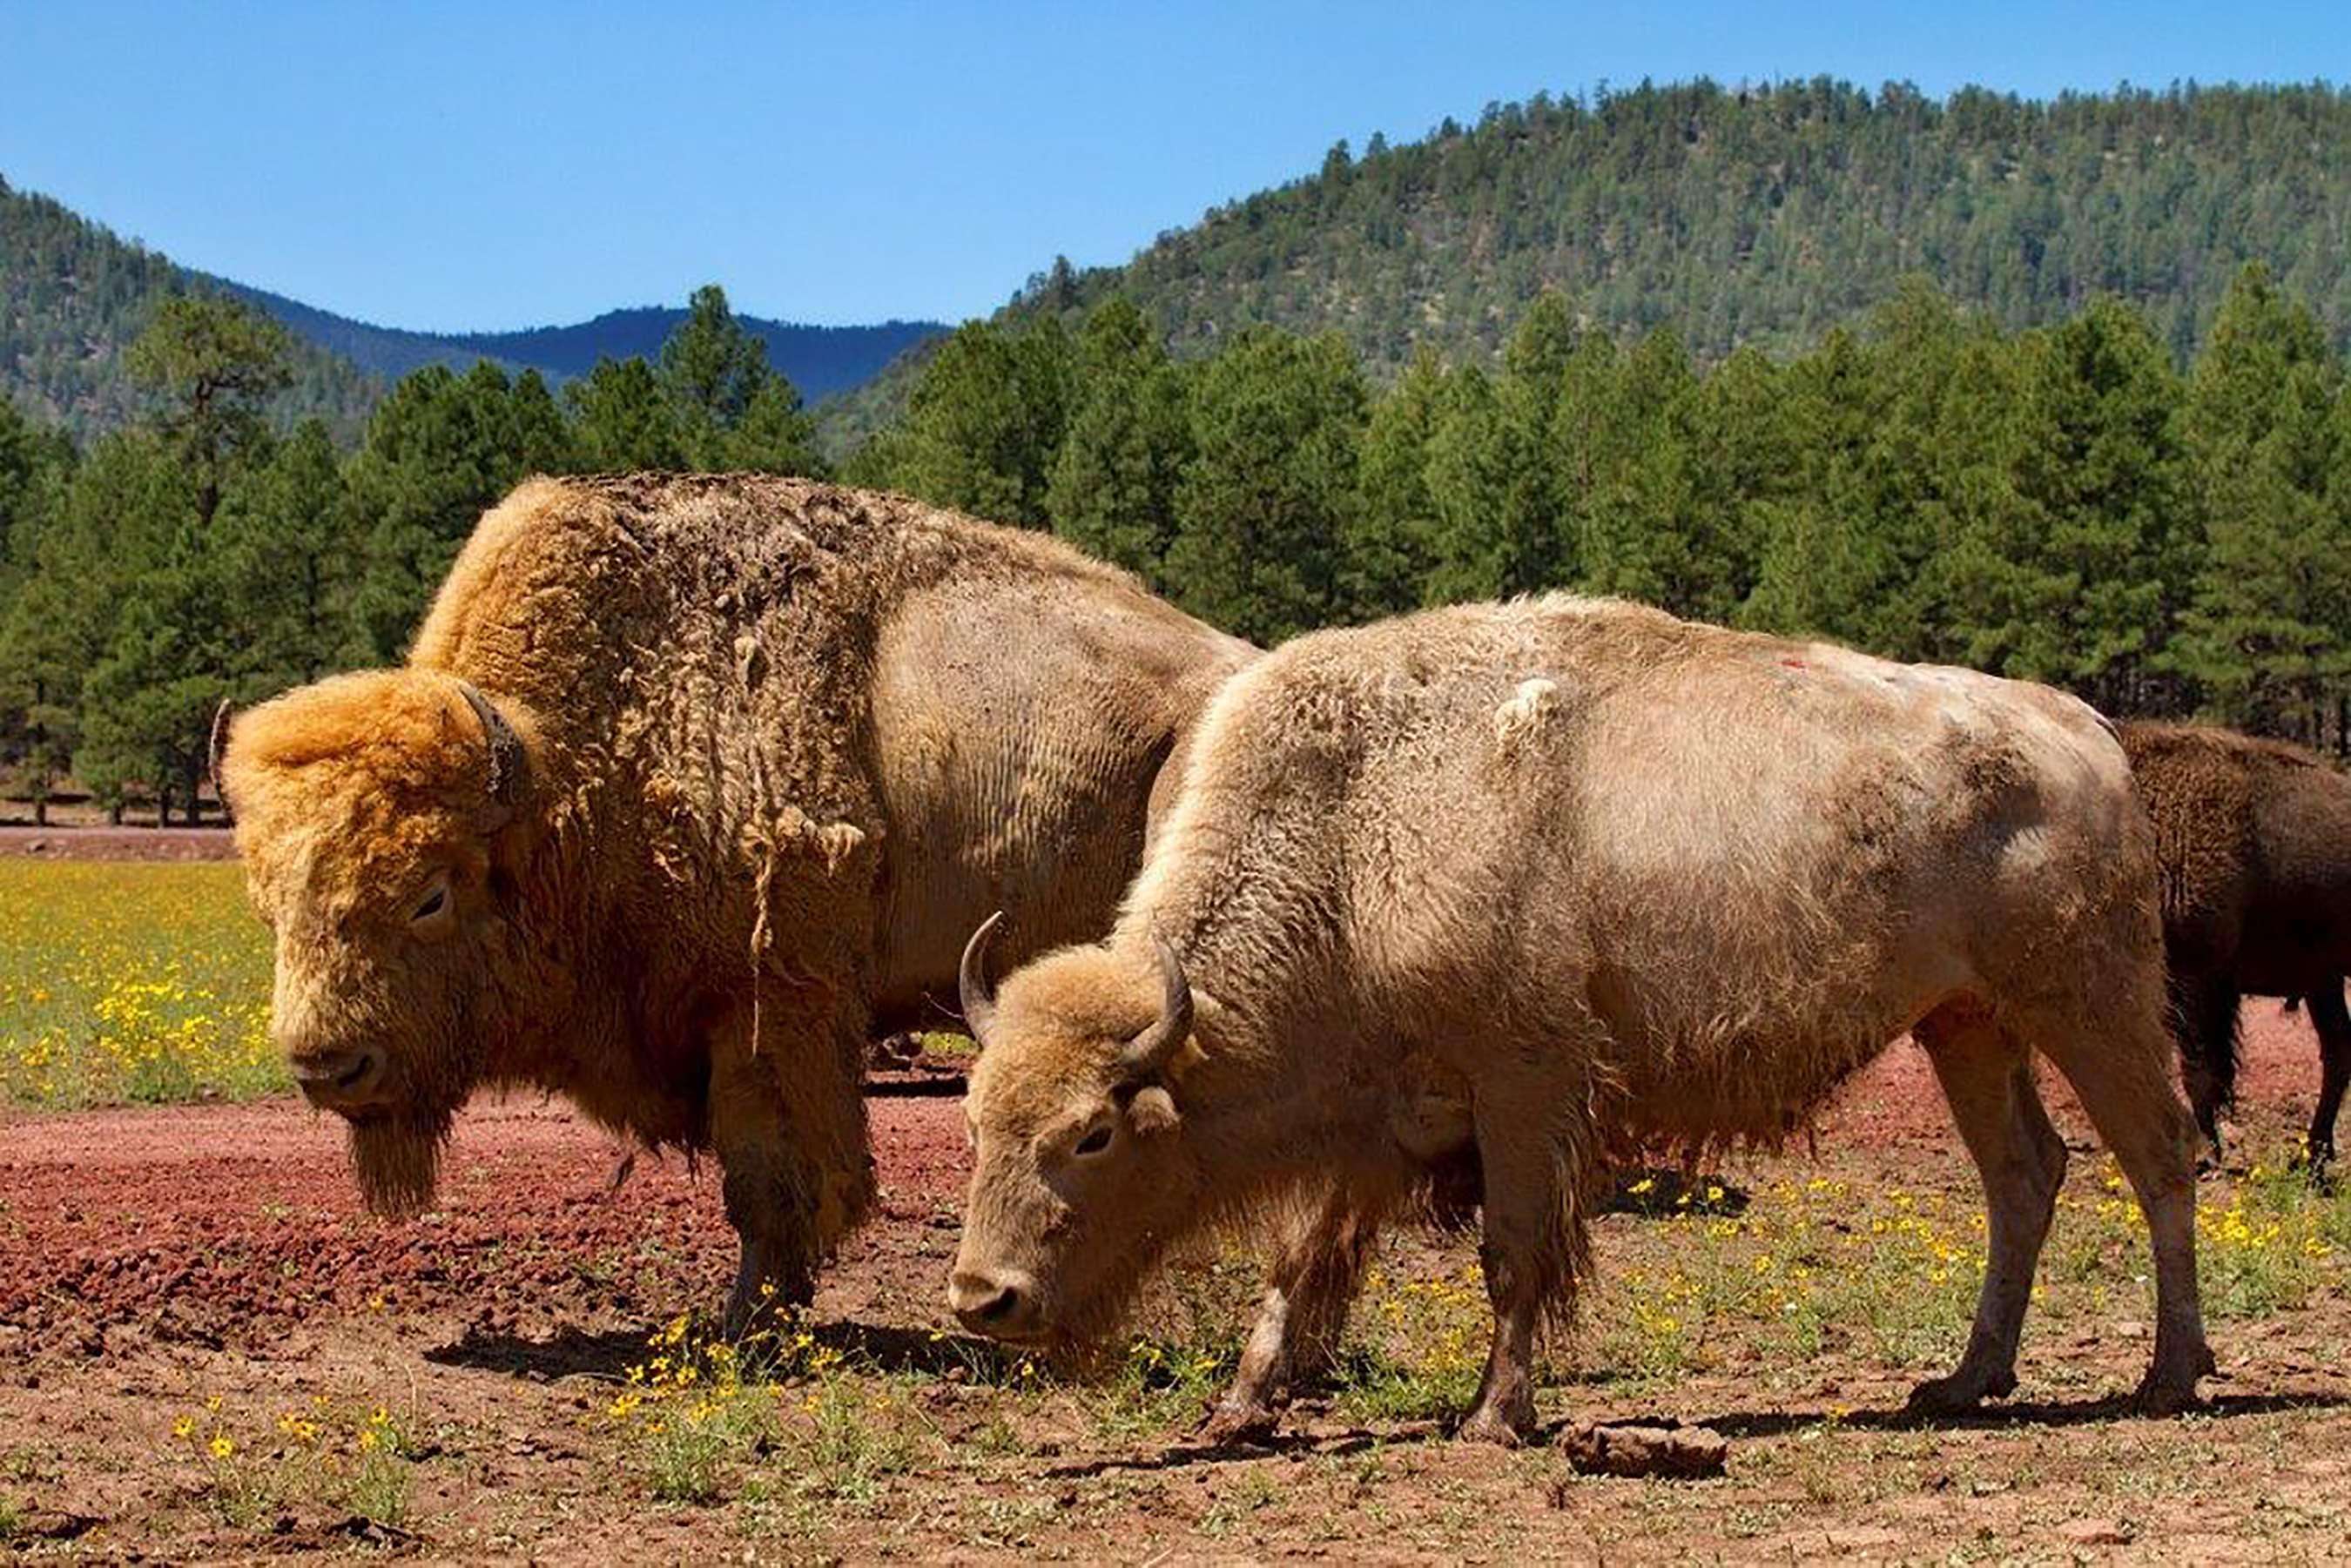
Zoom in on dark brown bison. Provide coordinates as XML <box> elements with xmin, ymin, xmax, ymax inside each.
<box><xmin>951</xmin><ymin>596</ymin><xmax>2209</xmax><ymax>1444</ymax></box>
<box><xmin>219</xmin><ymin>474</ymin><xmax>1252</xmax><ymax>1329</ymax></box>
<box><xmin>2120</xmin><ymin>723</ymin><xmax>2351</xmax><ymax>1172</ymax></box>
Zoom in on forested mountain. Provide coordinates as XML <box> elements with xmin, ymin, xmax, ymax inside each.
<box><xmin>2</xmin><ymin>174</ymin><xmax>943</xmax><ymax>442</ymax></box>
<box><xmin>2</xmin><ymin>178</ymin><xmax>381</xmax><ymax>442</ymax></box>
<box><xmin>819</xmin><ymin>78</ymin><xmax>2351</xmax><ymax>451</ymax></box>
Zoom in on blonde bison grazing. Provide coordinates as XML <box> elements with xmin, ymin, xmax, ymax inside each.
<box><xmin>950</xmin><ymin>596</ymin><xmax>2211</xmax><ymax>1444</ymax></box>
<box><xmin>218</xmin><ymin>474</ymin><xmax>1252</xmax><ymax>1329</ymax></box>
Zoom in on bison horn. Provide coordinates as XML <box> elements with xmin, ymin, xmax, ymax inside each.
<box><xmin>1118</xmin><ymin>932</ymin><xmax>1195</xmax><ymax>1080</ymax></box>
<box><xmin>960</xmin><ymin>911</ymin><xmax>1005</xmax><ymax>1046</ymax></box>
<box><xmin>207</xmin><ymin>699</ymin><xmax>234</xmax><ymax>792</ymax></box>
<box><xmin>456</xmin><ymin>681</ymin><xmax>525</xmax><ymax>805</ymax></box>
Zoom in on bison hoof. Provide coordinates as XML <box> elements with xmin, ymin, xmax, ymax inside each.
<box><xmin>2128</xmin><ymin>1376</ymin><xmax>2206</xmax><ymax>1418</ymax></box>
<box><xmin>2129</xmin><ymin>1343</ymin><xmax>2213</xmax><ymax>1417</ymax></box>
<box><xmin>1903</xmin><ymin>1366</ymin><xmax>2015</xmax><ymax>1417</ymax></box>
<box><xmin>1196</xmin><ymin>1402</ymin><xmax>1281</xmax><ymax>1449</ymax></box>
<box><xmin>1459</xmin><ymin>1403</ymin><xmax>1535</xmax><ymax>1447</ymax></box>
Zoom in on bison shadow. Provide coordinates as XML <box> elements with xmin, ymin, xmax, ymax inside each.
<box><xmin>1035</xmin><ymin>1388</ymin><xmax>2346</xmax><ymax>1478</ymax></box>
<box><xmin>1692</xmin><ymin>1385</ymin><xmax>2347</xmax><ymax>1438</ymax></box>
<box><xmin>1600</xmin><ymin>1168</ymin><xmax>1750</xmax><ymax>1217</ymax></box>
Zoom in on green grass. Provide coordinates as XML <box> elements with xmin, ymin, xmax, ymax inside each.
<box><xmin>0</xmin><ymin>861</ymin><xmax>275</xmax><ymax>1107</ymax></box>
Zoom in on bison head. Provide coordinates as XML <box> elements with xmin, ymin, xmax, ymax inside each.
<box><xmin>218</xmin><ymin>670</ymin><xmax>537</xmax><ymax>1219</ymax></box>
<box><xmin>949</xmin><ymin>916</ymin><xmax>1205</xmax><ymax>1347</ymax></box>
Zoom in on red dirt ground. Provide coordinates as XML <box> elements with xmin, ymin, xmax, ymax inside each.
<box><xmin>3</xmin><ymin>1005</ymin><xmax>2327</xmax><ymax>1356</ymax></box>
<box><xmin>1</xmin><ymin>1002</ymin><xmax>2324</xmax><ymax>1361</ymax></box>
<box><xmin>2</xmin><ymin>1004</ymin><xmax>2342</xmax><ymax>1561</ymax></box>
<box><xmin>0</xmin><ymin>1095</ymin><xmax>970</xmax><ymax>1358</ymax></box>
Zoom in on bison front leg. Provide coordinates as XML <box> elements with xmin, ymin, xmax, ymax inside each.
<box><xmin>1203</xmin><ymin>1187</ymin><xmax>1381</xmax><ymax>1445</ymax></box>
<box><xmin>709</xmin><ymin>1005</ymin><xmax>875</xmax><ymax>1341</ymax></box>
<box><xmin>1908</xmin><ymin>1004</ymin><xmax>2064</xmax><ymax>1415</ymax></box>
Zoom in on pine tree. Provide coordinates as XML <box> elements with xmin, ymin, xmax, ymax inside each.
<box><xmin>1343</xmin><ymin>348</ymin><xmax>1446</xmax><ymax>620</ymax></box>
<box><xmin>218</xmin><ymin>417</ymin><xmax>355</xmax><ymax>689</ymax></box>
<box><xmin>350</xmin><ymin>363</ymin><xmax>562</xmax><ymax>659</ymax></box>
<box><xmin>2173</xmin><ymin>264</ymin><xmax>2348</xmax><ymax>738</ymax></box>
<box><xmin>653</xmin><ymin>283</ymin><xmax>820</xmax><ymax>474</ymax></box>
<box><xmin>2005</xmin><ymin>299</ymin><xmax>2189</xmax><ymax>709</ymax></box>
<box><xmin>45</xmin><ymin>434</ymin><xmax>205</xmax><ymax>821</ymax></box>
<box><xmin>78</xmin><ymin>297</ymin><xmax>295</xmax><ymax>823</ymax></box>
<box><xmin>509</xmin><ymin>369</ymin><xmax>574</xmax><ymax>474</ymax></box>
<box><xmin>882</xmin><ymin>321</ymin><xmax>1074</xmax><ymax>525</ymax></box>
<box><xmin>1165</xmin><ymin>328</ymin><xmax>1366</xmax><ymax>643</ymax></box>
<box><xmin>123</xmin><ymin>296</ymin><xmax>293</xmax><ymax>528</ymax></box>
<box><xmin>660</xmin><ymin>284</ymin><xmax>771</xmax><ymax>437</ymax></box>
<box><xmin>0</xmin><ymin>393</ymin><xmax>76</xmax><ymax>820</ymax></box>
<box><xmin>1422</xmin><ymin>364</ymin><xmax>1522</xmax><ymax>603</ymax></box>
<box><xmin>566</xmin><ymin>356</ymin><xmax>690</xmax><ymax>472</ymax></box>
<box><xmin>1044</xmin><ymin>300</ymin><xmax>1190</xmax><ymax>584</ymax></box>
<box><xmin>724</xmin><ymin>376</ymin><xmax>822</xmax><ymax>475</ymax></box>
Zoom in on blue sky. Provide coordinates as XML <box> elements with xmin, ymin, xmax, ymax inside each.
<box><xmin>2</xmin><ymin>2</ymin><xmax>2343</xmax><ymax>332</ymax></box>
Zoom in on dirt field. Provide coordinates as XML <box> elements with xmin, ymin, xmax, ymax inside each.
<box><xmin>3</xmin><ymin>1010</ymin><xmax>2348</xmax><ymax>1562</ymax></box>
<box><xmin>0</xmin><ymin>826</ymin><xmax>236</xmax><ymax>863</ymax></box>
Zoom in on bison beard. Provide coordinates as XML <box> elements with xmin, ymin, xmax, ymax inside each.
<box><xmin>347</xmin><ymin>1111</ymin><xmax>453</xmax><ymax>1220</ymax></box>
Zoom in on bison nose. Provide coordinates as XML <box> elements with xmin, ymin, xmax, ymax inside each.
<box><xmin>291</xmin><ymin>1046</ymin><xmax>384</xmax><ymax>1110</ymax></box>
<box><xmin>949</xmin><ymin>1268</ymin><xmax>1039</xmax><ymax>1337</ymax></box>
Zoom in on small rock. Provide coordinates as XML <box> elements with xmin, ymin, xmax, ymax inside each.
<box><xmin>2057</xmin><ymin>1518</ymin><xmax>2134</xmax><ymax>1547</ymax></box>
<box><xmin>2115</xmin><ymin>1320</ymin><xmax>2148</xmax><ymax>1340</ymax></box>
<box><xmin>1561</xmin><ymin>1421</ymin><xmax>1728</xmax><ymax>1479</ymax></box>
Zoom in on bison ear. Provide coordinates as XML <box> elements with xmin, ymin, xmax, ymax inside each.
<box><xmin>1127</xmin><ymin>1084</ymin><xmax>1180</xmax><ymax>1135</ymax></box>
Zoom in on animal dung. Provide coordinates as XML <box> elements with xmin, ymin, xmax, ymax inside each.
<box><xmin>1560</xmin><ymin>1421</ymin><xmax>1729</xmax><ymax>1479</ymax></box>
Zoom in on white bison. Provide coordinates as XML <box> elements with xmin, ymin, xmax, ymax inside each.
<box><xmin>949</xmin><ymin>595</ymin><xmax>2211</xmax><ymax>1444</ymax></box>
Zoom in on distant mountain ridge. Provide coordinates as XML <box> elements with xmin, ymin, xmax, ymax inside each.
<box><xmin>209</xmin><ymin>279</ymin><xmax>945</xmax><ymax>401</ymax></box>
<box><xmin>2</xmin><ymin>172</ymin><xmax>945</xmax><ymax>442</ymax></box>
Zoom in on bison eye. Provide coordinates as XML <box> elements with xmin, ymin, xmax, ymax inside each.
<box><xmin>1074</xmin><ymin>1124</ymin><xmax>1113</xmax><ymax>1158</ymax></box>
<box><xmin>412</xmin><ymin>885</ymin><xmax>448</xmax><ymax>922</ymax></box>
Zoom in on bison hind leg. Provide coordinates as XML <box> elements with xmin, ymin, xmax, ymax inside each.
<box><xmin>1905</xmin><ymin>999</ymin><xmax>2060</xmax><ymax>1416</ymax></box>
<box><xmin>2021</xmin><ymin>981</ymin><xmax>2213</xmax><ymax>1414</ymax></box>
<box><xmin>1458</xmin><ymin>1053</ymin><xmax>1603</xmax><ymax>1446</ymax></box>
<box><xmin>2302</xmin><ymin>984</ymin><xmax>2351</xmax><ymax>1182</ymax></box>
<box><xmin>2170</xmin><ymin>972</ymin><xmax>2241</xmax><ymax>1168</ymax></box>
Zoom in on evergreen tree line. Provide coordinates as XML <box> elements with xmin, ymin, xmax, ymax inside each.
<box><xmin>0</xmin><ymin>286</ymin><xmax>820</xmax><ymax>823</ymax></box>
<box><xmin>6</xmin><ymin>264</ymin><xmax>2349</xmax><ymax>825</ymax></box>
<box><xmin>848</xmin><ymin>266</ymin><xmax>2351</xmax><ymax>747</ymax></box>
